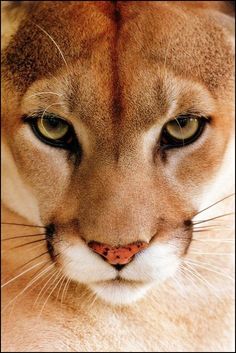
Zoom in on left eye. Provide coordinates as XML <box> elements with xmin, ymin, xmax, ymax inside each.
<box><xmin>160</xmin><ymin>115</ymin><xmax>207</xmax><ymax>148</ymax></box>
<box><xmin>26</xmin><ymin>113</ymin><xmax>78</xmax><ymax>150</ymax></box>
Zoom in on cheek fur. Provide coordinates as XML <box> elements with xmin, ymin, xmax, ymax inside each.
<box><xmin>11</xmin><ymin>127</ymin><xmax>72</xmax><ymax>210</ymax></box>
<box><xmin>122</xmin><ymin>243</ymin><xmax>181</xmax><ymax>282</ymax></box>
<box><xmin>60</xmin><ymin>243</ymin><xmax>117</xmax><ymax>284</ymax></box>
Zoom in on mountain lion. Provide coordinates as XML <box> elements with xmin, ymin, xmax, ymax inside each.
<box><xmin>1</xmin><ymin>1</ymin><xmax>235</xmax><ymax>351</ymax></box>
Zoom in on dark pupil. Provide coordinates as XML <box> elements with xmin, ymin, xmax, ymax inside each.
<box><xmin>177</xmin><ymin>117</ymin><xmax>188</xmax><ymax>128</ymax></box>
<box><xmin>47</xmin><ymin>117</ymin><xmax>61</xmax><ymax>128</ymax></box>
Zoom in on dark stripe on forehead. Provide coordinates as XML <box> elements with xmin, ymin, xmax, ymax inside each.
<box><xmin>111</xmin><ymin>2</ymin><xmax>122</xmax><ymax>122</ymax></box>
<box><xmin>110</xmin><ymin>1</ymin><xmax>122</xmax><ymax>159</ymax></box>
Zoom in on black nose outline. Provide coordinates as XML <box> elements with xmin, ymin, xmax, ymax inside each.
<box><xmin>113</xmin><ymin>264</ymin><xmax>126</xmax><ymax>271</ymax></box>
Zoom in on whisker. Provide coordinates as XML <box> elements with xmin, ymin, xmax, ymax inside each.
<box><xmin>11</xmin><ymin>238</ymin><xmax>46</xmax><ymax>249</ymax></box>
<box><xmin>184</xmin><ymin>259</ymin><xmax>234</xmax><ymax>281</ymax></box>
<box><xmin>192</xmin><ymin>229</ymin><xmax>227</xmax><ymax>234</ymax></box>
<box><xmin>33</xmin><ymin>22</ymin><xmax>69</xmax><ymax>69</ymax></box>
<box><xmin>56</xmin><ymin>274</ymin><xmax>67</xmax><ymax>302</ymax></box>
<box><xmin>180</xmin><ymin>265</ymin><xmax>212</xmax><ymax>296</ymax></box>
<box><xmin>1</xmin><ymin>222</ymin><xmax>45</xmax><ymax>228</ymax></box>
<box><xmin>3</xmin><ymin>242</ymin><xmax>80</xmax><ymax>291</ymax></box>
<box><xmin>179</xmin><ymin>265</ymin><xmax>201</xmax><ymax>292</ymax></box>
<box><xmin>9</xmin><ymin>242</ymin><xmax>67</xmax><ymax>281</ymax></box>
<box><xmin>192</xmin><ymin>238</ymin><xmax>234</xmax><ymax>243</ymax></box>
<box><xmin>30</xmin><ymin>259</ymin><xmax>53</xmax><ymax>277</ymax></box>
<box><xmin>40</xmin><ymin>102</ymin><xmax>64</xmax><ymax>123</ymax></box>
<box><xmin>2</xmin><ymin>233</ymin><xmax>46</xmax><ymax>241</ymax></box>
<box><xmin>2</xmin><ymin>251</ymin><xmax>50</xmax><ymax>284</ymax></box>
<box><xmin>173</xmin><ymin>236</ymin><xmax>191</xmax><ymax>242</ymax></box>
<box><xmin>1</xmin><ymin>260</ymin><xmax>48</xmax><ymax>288</ymax></box>
<box><xmin>193</xmin><ymin>212</ymin><xmax>234</xmax><ymax>225</ymax></box>
<box><xmin>86</xmin><ymin>290</ymin><xmax>99</xmax><ymax>311</ymax></box>
<box><xmin>183</xmin><ymin>263</ymin><xmax>221</xmax><ymax>299</ymax></box>
<box><xmin>34</xmin><ymin>268</ymin><xmax>58</xmax><ymax>307</ymax></box>
<box><xmin>2</xmin><ymin>244</ymin><xmax>71</xmax><ymax>313</ymax></box>
<box><xmin>171</xmin><ymin>272</ymin><xmax>187</xmax><ymax>297</ymax></box>
<box><xmin>61</xmin><ymin>276</ymin><xmax>71</xmax><ymax>306</ymax></box>
<box><xmin>190</xmin><ymin>251</ymin><xmax>234</xmax><ymax>256</ymax></box>
<box><xmin>25</xmin><ymin>91</ymin><xmax>62</xmax><ymax>100</ymax></box>
<box><xmin>63</xmin><ymin>278</ymin><xmax>72</xmax><ymax>303</ymax></box>
<box><xmin>16</xmin><ymin>241</ymin><xmax>47</xmax><ymax>254</ymax></box>
<box><xmin>34</xmin><ymin>249</ymin><xmax>70</xmax><ymax>306</ymax></box>
<box><xmin>2</xmin><ymin>263</ymin><xmax>55</xmax><ymax>313</ymax></box>
<box><xmin>4</xmin><ymin>238</ymin><xmax>62</xmax><ymax>254</ymax></box>
<box><xmin>193</xmin><ymin>224</ymin><xmax>231</xmax><ymax>230</ymax></box>
<box><xmin>194</xmin><ymin>193</ymin><xmax>235</xmax><ymax>216</ymax></box>
<box><xmin>38</xmin><ymin>272</ymin><xmax>64</xmax><ymax>317</ymax></box>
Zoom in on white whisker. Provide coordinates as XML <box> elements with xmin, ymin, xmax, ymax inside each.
<box><xmin>2</xmin><ymin>263</ymin><xmax>55</xmax><ymax>313</ymax></box>
<box><xmin>184</xmin><ymin>259</ymin><xmax>234</xmax><ymax>281</ymax></box>
<box><xmin>26</xmin><ymin>91</ymin><xmax>62</xmax><ymax>100</ymax></box>
<box><xmin>190</xmin><ymin>252</ymin><xmax>234</xmax><ymax>256</ymax></box>
<box><xmin>192</xmin><ymin>238</ymin><xmax>234</xmax><ymax>243</ymax></box>
<box><xmin>184</xmin><ymin>263</ymin><xmax>222</xmax><ymax>300</ymax></box>
<box><xmin>61</xmin><ymin>276</ymin><xmax>71</xmax><ymax>306</ymax></box>
<box><xmin>195</xmin><ymin>193</ymin><xmax>235</xmax><ymax>216</ymax></box>
<box><xmin>33</xmin><ymin>268</ymin><xmax>58</xmax><ymax>307</ymax></box>
<box><xmin>34</xmin><ymin>23</ymin><xmax>69</xmax><ymax>69</ymax></box>
<box><xmin>56</xmin><ymin>274</ymin><xmax>67</xmax><ymax>302</ymax></box>
<box><xmin>1</xmin><ymin>260</ymin><xmax>47</xmax><ymax>288</ymax></box>
<box><xmin>38</xmin><ymin>271</ymin><xmax>64</xmax><ymax>318</ymax></box>
<box><xmin>179</xmin><ymin>265</ymin><xmax>202</xmax><ymax>293</ymax></box>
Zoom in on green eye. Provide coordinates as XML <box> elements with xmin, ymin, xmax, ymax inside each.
<box><xmin>161</xmin><ymin>116</ymin><xmax>207</xmax><ymax>148</ymax></box>
<box><xmin>27</xmin><ymin>113</ymin><xmax>78</xmax><ymax>150</ymax></box>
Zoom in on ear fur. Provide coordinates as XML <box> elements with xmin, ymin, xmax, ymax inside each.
<box><xmin>183</xmin><ymin>1</ymin><xmax>235</xmax><ymax>39</ymax></box>
<box><xmin>226</xmin><ymin>1</ymin><xmax>235</xmax><ymax>17</ymax></box>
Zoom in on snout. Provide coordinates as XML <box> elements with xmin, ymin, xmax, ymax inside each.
<box><xmin>88</xmin><ymin>240</ymin><xmax>149</xmax><ymax>266</ymax></box>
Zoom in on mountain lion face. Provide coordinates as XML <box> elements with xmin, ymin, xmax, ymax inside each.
<box><xmin>2</xmin><ymin>1</ymin><xmax>234</xmax><ymax>304</ymax></box>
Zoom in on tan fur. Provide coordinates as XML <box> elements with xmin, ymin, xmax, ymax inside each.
<box><xmin>1</xmin><ymin>1</ymin><xmax>235</xmax><ymax>351</ymax></box>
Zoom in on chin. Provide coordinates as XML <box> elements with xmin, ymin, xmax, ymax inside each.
<box><xmin>89</xmin><ymin>280</ymin><xmax>153</xmax><ymax>306</ymax></box>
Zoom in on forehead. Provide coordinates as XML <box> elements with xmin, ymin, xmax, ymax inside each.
<box><xmin>2</xmin><ymin>1</ymin><xmax>234</xmax><ymax>127</ymax></box>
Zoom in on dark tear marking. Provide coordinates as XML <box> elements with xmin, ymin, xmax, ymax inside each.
<box><xmin>46</xmin><ymin>223</ymin><xmax>55</xmax><ymax>260</ymax></box>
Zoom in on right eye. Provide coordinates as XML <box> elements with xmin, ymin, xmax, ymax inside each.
<box><xmin>160</xmin><ymin>115</ymin><xmax>208</xmax><ymax>149</ymax></box>
<box><xmin>26</xmin><ymin>113</ymin><xmax>78</xmax><ymax>150</ymax></box>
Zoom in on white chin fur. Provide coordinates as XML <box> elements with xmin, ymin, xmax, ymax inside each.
<box><xmin>61</xmin><ymin>241</ymin><xmax>180</xmax><ymax>305</ymax></box>
<box><xmin>89</xmin><ymin>281</ymin><xmax>152</xmax><ymax>306</ymax></box>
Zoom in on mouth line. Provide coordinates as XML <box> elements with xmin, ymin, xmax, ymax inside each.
<box><xmin>95</xmin><ymin>277</ymin><xmax>147</xmax><ymax>286</ymax></box>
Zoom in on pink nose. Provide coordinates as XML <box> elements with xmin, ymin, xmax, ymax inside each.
<box><xmin>88</xmin><ymin>241</ymin><xmax>148</xmax><ymax>265</ymax></box>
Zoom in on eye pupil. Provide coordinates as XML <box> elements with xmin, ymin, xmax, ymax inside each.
<box><xmin>178</xmin><ymin>117</ymin><xmax>188</xmax><ymax>128</ymax></box>
<box><xmin>47</xmin><ymin>117</ymin><xmax>60</xmax><ymax>128</ymax></box>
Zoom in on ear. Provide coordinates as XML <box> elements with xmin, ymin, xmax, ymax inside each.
<box><xmin>1</xmin><ymin>1</ymin><xmax>34</xmax><ymax>50</ymax></box>
<box><xmin>180</xmin><ymin>1</ymin><xmax>235</xmax><ymax>16</ymax></box>
<box><xmin>209</xmin><ymin>1</ymin><xmax>235</xmax><ymax>40</ymax></box>
<box><xmin>223</xmin><ymin>1</ymin><xmax>235</xmax><ymax>17</ymax></box>
<box><xmin>205</xmin><ymin>1</ymin><xmax>235</xmax><ymax>55</ymax></box>
<box><xmin>183</xmin><ymin>1</ymin><xmax>235</xmax><ymax>38</ymax></box>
